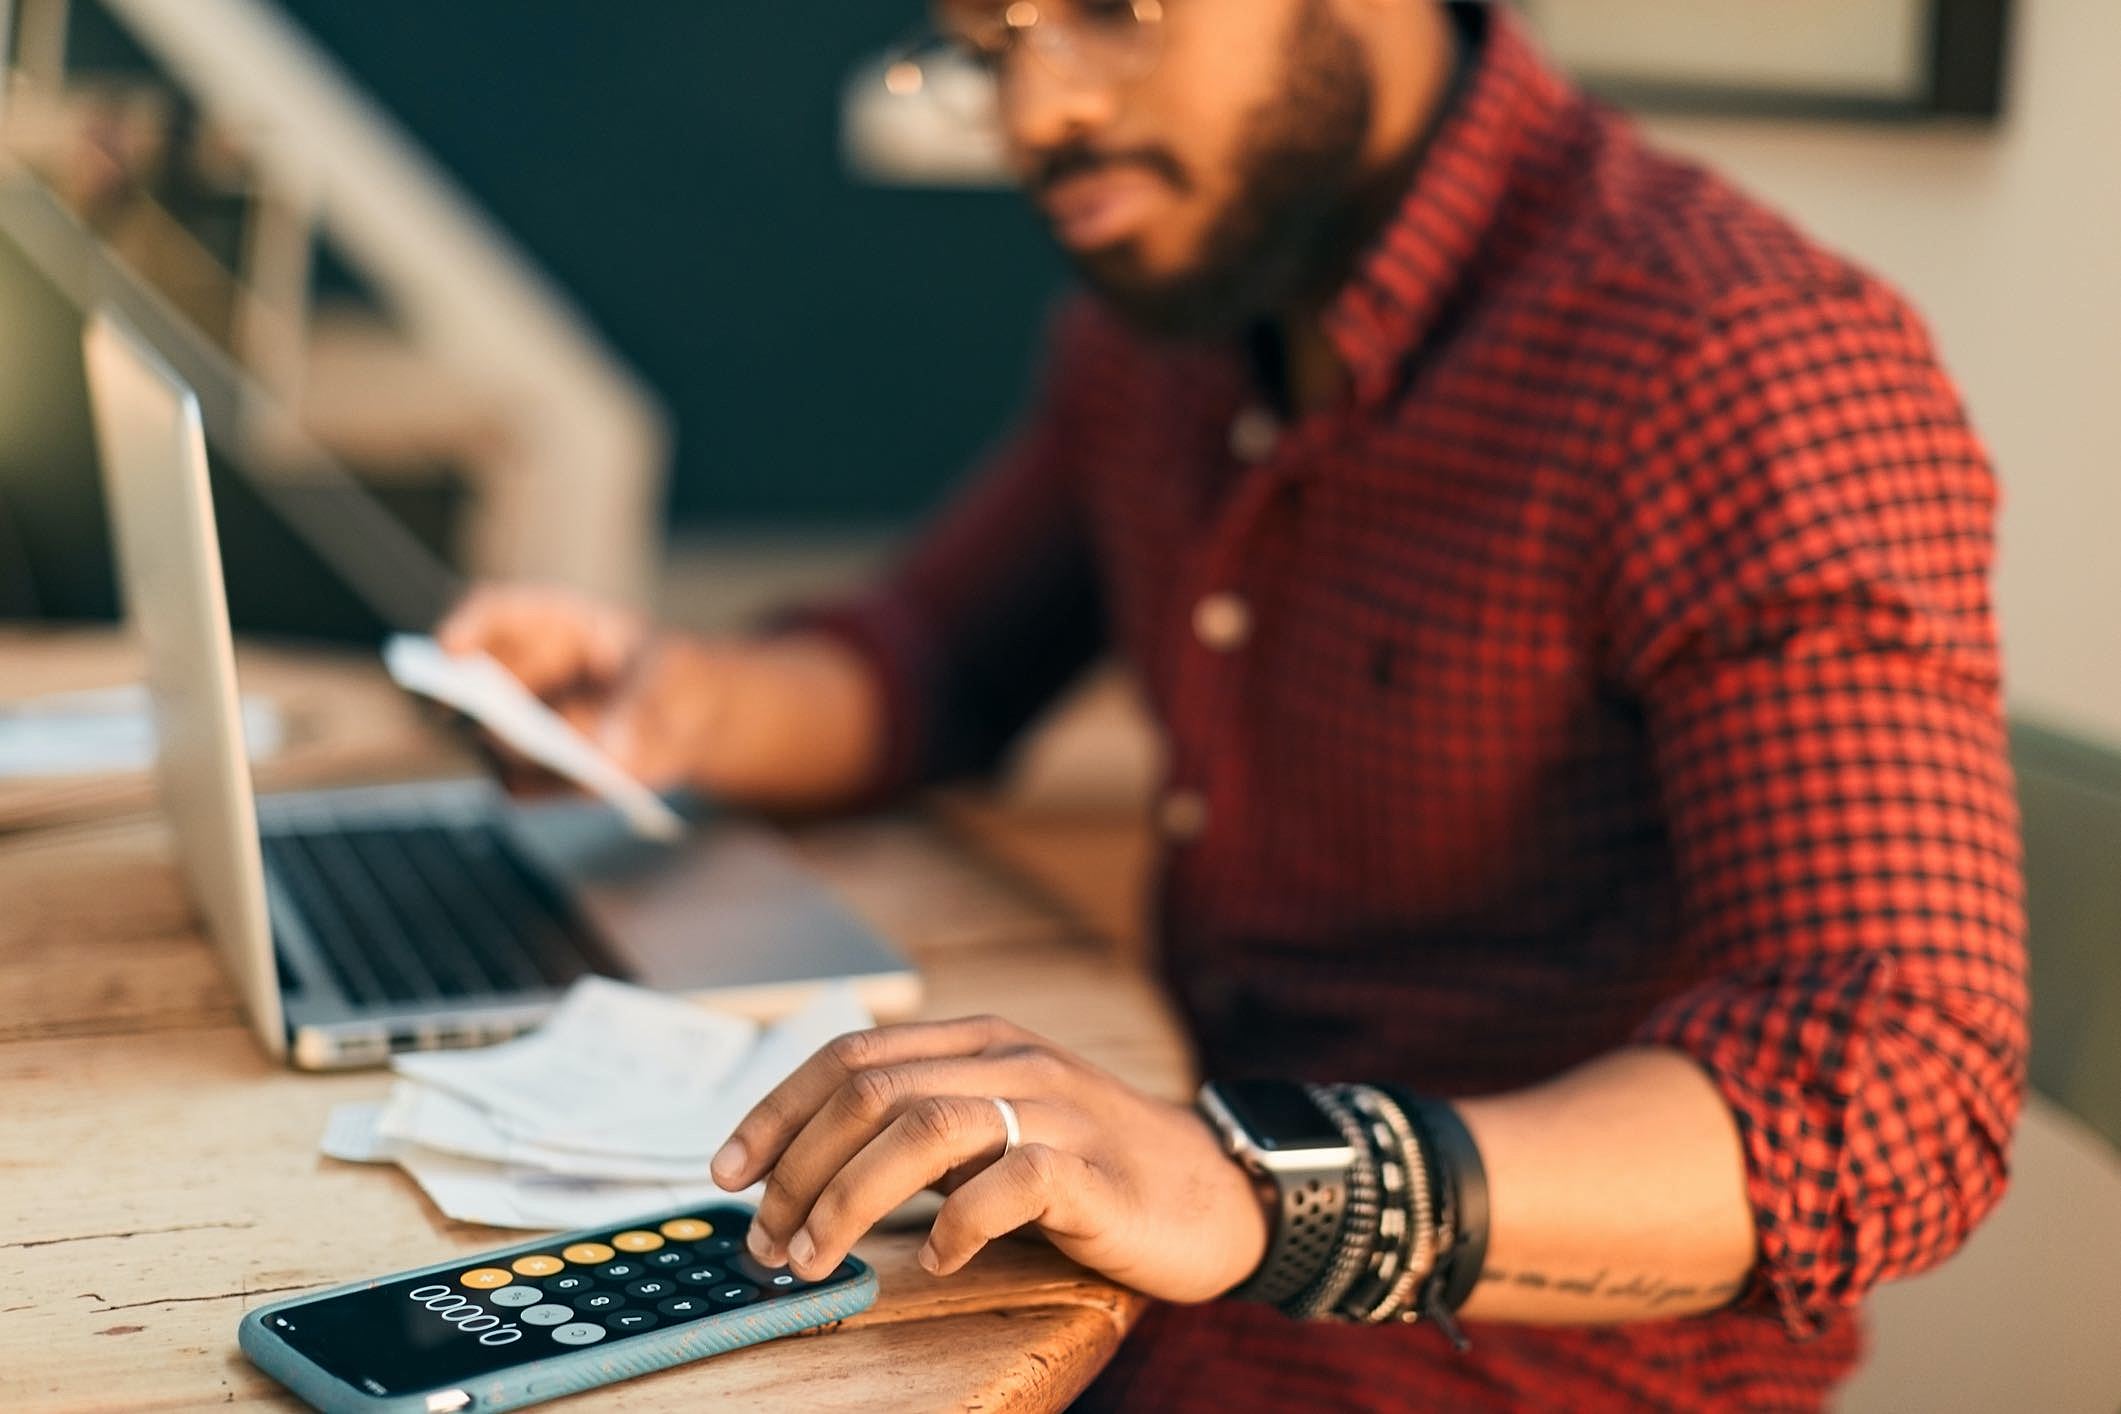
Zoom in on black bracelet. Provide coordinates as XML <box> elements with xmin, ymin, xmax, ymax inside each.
<box><xmin>1413</xmin><ymin>1097</ymin><xmax>1488</xmax><ymax>1315</ymax></box>
<box><xmin>1375</xmin><ymin>1086</ymin><xmax>1487</xmax><ymax>1351</ymax></box>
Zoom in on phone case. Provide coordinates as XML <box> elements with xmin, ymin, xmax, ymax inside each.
<box><xmin>238</xmin><ymin>1201</ymin><xmax>878</xmax><ymax>1413</ymax></box>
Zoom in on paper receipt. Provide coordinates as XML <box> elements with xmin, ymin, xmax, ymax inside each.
<box><xmin>383</xmin><ymin>634</ymin><xmax>685</xmax><ymax>842</ymax></box>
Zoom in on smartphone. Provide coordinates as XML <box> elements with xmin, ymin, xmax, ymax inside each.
<box><xmin>240</xmin><ymin>1202</ymin><xmax>875</xmax><ymax>1412</ymax></box>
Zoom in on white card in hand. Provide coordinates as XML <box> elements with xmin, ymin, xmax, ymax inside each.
<box><xmin>383</xmin><ymin>634</ymin><xmax>685</xmax><ymax>842</ymax></box>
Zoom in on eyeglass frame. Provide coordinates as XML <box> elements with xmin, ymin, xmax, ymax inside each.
<box><xmin>907</xmin><ymin>0</ymin><xmax>1169</xmax><ymax>92</ymax></box>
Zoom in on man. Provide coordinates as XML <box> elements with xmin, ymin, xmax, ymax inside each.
<box><xmin>442</xmin><ymin>1</ymin><xmax>2028</xmax><ymax>1407</ymax></box>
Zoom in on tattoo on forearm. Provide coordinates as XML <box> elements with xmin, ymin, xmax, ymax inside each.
<box><xmin>1478</xmin><ymin>1267</ymin><xmax>1745</xmax><ymax>1309</ymax></box>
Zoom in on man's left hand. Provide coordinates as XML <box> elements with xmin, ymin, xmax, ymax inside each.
<box><xmin>710</xmin><ymin>1015</ymin><xmax>1268</xmax><ymax>1303</ymax></box>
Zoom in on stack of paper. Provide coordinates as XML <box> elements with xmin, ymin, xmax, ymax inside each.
<box><xmin>322</xmin><ymin>977</ymin><xmax>872</xmax><ymax>1229</ymax></box>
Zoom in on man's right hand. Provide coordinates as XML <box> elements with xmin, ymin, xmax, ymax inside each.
<box><xmin>435</xmin><ymin>583</ymin><xmax>884</xmax><ymax>809</ymax></box>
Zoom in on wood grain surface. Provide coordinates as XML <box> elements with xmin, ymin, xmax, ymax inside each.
<box><xmin>0</xmin><ymin>634</ymin><xmax>1181</xmax><ymax>1412</ymax></box>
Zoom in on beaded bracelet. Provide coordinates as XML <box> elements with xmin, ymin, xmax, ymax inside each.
<box><xmin>1279</xmin><ymin>1083</ymin><xmax>1382</xmax><ymax>1320</ymax></box>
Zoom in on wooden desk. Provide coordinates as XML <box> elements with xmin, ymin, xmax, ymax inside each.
<box><xmin>0</xmin><ymin>633</ymin><xmax>1185</xmax><ymax>1410</ymax></box>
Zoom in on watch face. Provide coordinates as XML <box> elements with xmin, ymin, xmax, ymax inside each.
<box><xmin>1216</xmin><ymin>1080</ymin><xmax>1344</xmax><ymax>1152</ymax></box>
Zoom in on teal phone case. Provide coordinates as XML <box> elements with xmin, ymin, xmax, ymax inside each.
<box><xmin>239</xmin><ymin>1202</ymin><xmax>878</xmax><ymax>1412</ymax></box>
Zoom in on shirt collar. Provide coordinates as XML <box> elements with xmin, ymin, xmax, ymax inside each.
<box><xmin>1320</xmin><ymin>3</ymin><xmax>1573</xmax><ymax>406</ymax></box>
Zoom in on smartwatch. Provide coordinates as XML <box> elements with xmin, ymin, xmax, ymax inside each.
<box><xmin>1197</xmin><ymin>1079</ymin><xmax>1362</xmax><ymax>1308</ymax></box>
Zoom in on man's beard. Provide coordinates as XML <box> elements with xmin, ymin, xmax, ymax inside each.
<box><xmin>1047</xmin><ymin>0</ymin><xmax>1375</xmax><ymax>340</ymax></box>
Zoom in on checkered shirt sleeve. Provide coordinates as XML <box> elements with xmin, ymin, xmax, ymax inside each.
<box><xmin>1603</xmin><ymin>283</ymin><xmax>2030</xmax><ymax>1336</ymax></box>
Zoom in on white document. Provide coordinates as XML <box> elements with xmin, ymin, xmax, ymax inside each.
<box><xmin>383</xmin><ymin>634</ymin><xmax>685</xmax><ymax>842</ymax></box>
<box><xmin>376</xmin><ymin>1082</ymin><xmax>713</xmax><ymax>1181</ymax></box>
<box><xmin>393</xmin><ymin>1147</ymin><xmax>752</xmax><ymax>1230</ymax></box>
<box><xmin>321</xmin><ymin>978</ymin><xmax>867</xmax><ymax>1230</ymax></box>
<box><xmin>0</xmin><ymin>683</ymin><xmax>282</xmax><ymax>777</ymax></box>
<box><xmin>392</xmin><ymin>977</ymin><xmax>759</xmax><ymax>1160</ymax></box>
<box><xmin>320</xmin><ymin>1101</ymin><xmax>399</xmax><ymax>1164</ymax></box>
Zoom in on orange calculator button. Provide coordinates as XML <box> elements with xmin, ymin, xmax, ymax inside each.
<box><xmin>611</xmin><ymin>1230</ymin><xmax>665</xmax><ymax>1253</ymax></box>
<box><xmin>459</xmin><ymin>1267</ymin><xmax>513</xmax><ymax>1290</ymax></box>
<box><xmin>561</xmin><ymin>1242</ymin><xmax>615</xmax><ymax>1265</ymax></box>
<box><xmin>510</xmin><ymin>1255</ymin><xmax>564</xmax><ymax>1277</ymax></box>
<box><xmin>659</xmin><ymin>1218</ymin><xmax>713</xmax><ymax>1241</ymax></box>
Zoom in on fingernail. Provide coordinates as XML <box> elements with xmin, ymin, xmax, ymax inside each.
<box><xmin>711</xmin><ymin>1139</ymin><xmax>746</xmax><ymax>1186</ymax></box>
<box><xmin>748</xmin><ymin>1224</ymin><xmax>781</xmax><ymax>1264</ymax></box>
<box><xmin>917</xmin><ymin>1242</ymin><xmax>940</xmax><ymax>1274</ymax></box>
<box><xmin>788</xmin><ymin>1228</ymin><xmax>816</xmax><ymax>1269</ymax></box>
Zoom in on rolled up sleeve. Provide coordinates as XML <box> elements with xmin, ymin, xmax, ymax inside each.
<box><xmin>1602</xmin><ymin>284</ymin><xmax>2030</xmax><ymax>1335</ymax></box>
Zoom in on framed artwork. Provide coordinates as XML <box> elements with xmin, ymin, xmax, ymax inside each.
<box><xmin>1515</xmin><ymin>0</ymin><xmax>2012</xmax><ymax>121</ymax></box>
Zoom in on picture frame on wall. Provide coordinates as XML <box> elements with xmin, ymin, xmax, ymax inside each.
<box><xmin>1515</xmin><ymin>0</ymin><xmax>2012</xmax><ymax>121</ymax></box>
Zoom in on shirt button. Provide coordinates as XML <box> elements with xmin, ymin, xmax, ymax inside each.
<box><xmin>1228</xmin><ymin>406</ymin><xmax>1279</xmax><ymax>463</ymax></box>
<box><xmin>1193</xmin><ymin>593</ymin><xmax>1252</xmax><ymax>652</ymax></box>
<box><xmin>1159</xmin><ymin>788</ymin><xmax>1209</xmax><ymax>843</ymax></box>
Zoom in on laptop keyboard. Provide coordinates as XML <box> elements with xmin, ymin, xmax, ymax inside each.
<box><xmin>262</xmin><ymin>816</ymin><xmax>625</xmax><ymax>1006</ymax></box>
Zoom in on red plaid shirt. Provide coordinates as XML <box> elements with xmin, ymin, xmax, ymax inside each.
<box><xmin>803</xmin><ymin>7</ymin><xmax>2027</xmax><ymax>1409</ymax></box>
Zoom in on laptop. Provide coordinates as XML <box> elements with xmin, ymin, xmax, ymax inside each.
<box><xmin>82</xmin><ymin>307</ymin><xmax>920</xmax><ymax>1069</ymax></box>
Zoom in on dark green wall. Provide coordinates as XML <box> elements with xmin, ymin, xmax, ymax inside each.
<box><xmin>272</xmin><ymin>1</ymin><xmax>1068</xmax><ymax>527</ymax></box>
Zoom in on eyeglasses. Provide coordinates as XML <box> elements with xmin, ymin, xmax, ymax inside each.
<box><xmin>888</xmin><ymin>0</ymin><xmax>1167</xmax><ymax>99</ymax></box>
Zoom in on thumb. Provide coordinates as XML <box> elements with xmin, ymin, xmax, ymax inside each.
<box><xmin>597</xmin><ymin>693</ymin><xmax>691</xmax><ymax>792</ymax></box>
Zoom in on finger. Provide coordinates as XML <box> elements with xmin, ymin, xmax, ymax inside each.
<box><xmin>748</xmin><ymin>1055</ymin><xmax>1060</xmax><ymax>1253</ymax></box>
<box><xmin>437</xmin><ymin>586</ymin><xmax>636</xmax><ymax>698</ymax></box>
<box><xmin>596</xmin><ymin>657</ymin><xmax>707</xmax><ymax>791</ymax></box>
<box><xmin>783</xmin><ymin>1094</ymin><xmax>1045</xmax><ymax>1280</ymax></box>
<box><xmin>435</xmin><ymin>585</ymin><xmax>508</xmax><ymax>655</ymax></box>
<box><xmin>921</xmin><ymin>1143</ymin><xmax>1107</xmax><ymax>1277</ymax></box>
<box><xmin>711</xmin><ymin>1016</ymin><xmax>1022</xmax><ymax>1190</ymax></box>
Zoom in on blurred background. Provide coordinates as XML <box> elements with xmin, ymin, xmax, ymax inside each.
<box><xmin>0</xmin><ymin>3</ymin><xmax>2113</xmax><ymax>1404</ymax></box>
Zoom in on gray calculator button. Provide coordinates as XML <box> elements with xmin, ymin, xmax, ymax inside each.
<box><xmin>550</xmin><ymin>1322</ymin><xmax>607</xmax><ymax>1346</ymax></box>
<box><xmin>519</xmin><ymin>1303</ymin><xmax>574</xmax><ymax>1326</ymax></box>
<box><xmin>490</xmin><ymin>1286</ymin><xmax>542</xmax><ymax>1308</ymax></box>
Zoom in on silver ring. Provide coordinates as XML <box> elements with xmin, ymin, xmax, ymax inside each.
<box><xmin>988</xmin><ymin>1096</ymin><xmax>1021</xmax><ymax>1157</ymax></box>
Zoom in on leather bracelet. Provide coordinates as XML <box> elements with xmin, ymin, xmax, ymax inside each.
<box><xmin>1412</xmin><ymin>1096</ymin><xmax>1489</xmax><ymax>1316</ymax></box>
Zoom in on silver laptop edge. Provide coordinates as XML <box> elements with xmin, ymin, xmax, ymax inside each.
<box><xmin>83</xmin><ymin>308</ymin><xmax>919</xmax><ymax>1069</ymax></box>
<box><xmin>85</xmin><ymin>309</ymin><xmax>288</xmax><ymax>1058</ymax></box>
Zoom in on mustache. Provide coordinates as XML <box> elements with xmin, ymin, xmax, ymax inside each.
<box><xmin>1031</xmin><ymin>142</ymin><xmax>1192</xmax><ymax>196</ymax></box>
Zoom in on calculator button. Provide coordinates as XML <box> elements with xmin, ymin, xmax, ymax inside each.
<box><xmin>594</xmin><ymin>1261</ymin><xmax>643</xmax><ymax>1282</ymax></box>
<box><xmin>659</xmin><ymin>1218</ymin><xmax>713</xmax><ymax>1240</ymax></box>
<box><xmin>459</xmin><ymin>1268</ymin><xmax>512</xmax><ymax>1290</ymax></box>
<box><xmin>520</xmin><ymin>1303</ymin><xmax>574</xmax><ymax>1326</ymax></box>
<box><xmin>606</xmin><ymin>1310</ymin><xmax>658</xmax><ymax>1332</ymax></box>
<box><xmin>562</xmin><ymin>1242</ymin><xmax>615</xmax><ymax>1265</ymax></box>
<box><xmin>646</xmin><ymin>1249</ymin><xmax>689</xmax><ymax>1268</ymax></box>
<box><xmin>571</xmin><ymin>1291</ymin><xmax>624</xmax><ymax>1313</ymax></box>
<box><xmin>548</xmin><ymin>1273</ymin><xmax>593</xmax><ymax>1295</ymax></box>
<box><xmin>611</xmin><ymin>1230</ymin><xmax>665</xmax><ymax>1252</ymax></box>
<box><xmin>510</xmin><ymin>1255</ymin><xmax>564</xmax><ymax>1277</ymax></box>
<box><xmin>729</xmin><ymin>1252</ymin><xmax>791</xmax><ymax>1286</ymax></box>
<box><xmin>625</xmin><ymin>1278</ymin><xmax>674</xmax><ymax>1300</ymax></box>
<box><xmin>710</xmin><ymin>1282</ymin><xmax>759</xmax><ymax>1307</ymax></box>
<box><xmin>763</xmin><ymin>1271</ymin><xmax>801</xmax><ymax>1293</ymax></box>
<box><xmin>676</xmin><ymin>1266</ymin><xmax>723</xmax><ymax>1286</ymax></box>
<box><xmin>657</xmin><ymin>1295</ymin><xmax>710</xmax><ymax>1319</ymax></box>
<box><xmin>490</xmin><ymin>1286</ymin><xmax>543</xmax><ymax>1308</ymax></box>
<box><xmin>696</xmin><ymin>1235</ymin><xmax>740</xmax><ymax>1258</ymax></box>
<box><xmin>550</xmin><ymin>1322</ymin><xmax>606</xmax><ymax>1346</ymax></box>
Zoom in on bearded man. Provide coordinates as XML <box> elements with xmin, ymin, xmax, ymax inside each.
<box><xmin>444</xmin><ymin>3</ymin><xmax>2028</xmax><ymax>1407</ymax></box>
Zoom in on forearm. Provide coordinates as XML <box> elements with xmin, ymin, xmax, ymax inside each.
<box><xmin>1453</xmin><ymin>1047</ymin><xmax>1756</xmax><ymax>1324</ymax></box>
<box><xmin>696</xmin><ymin>632</ymin><xmax>887</xmax><ymax>809</ymax></box>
